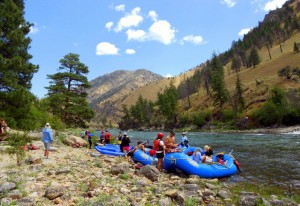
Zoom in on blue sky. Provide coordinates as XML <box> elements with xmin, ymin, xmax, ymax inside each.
<box><xmin>24</xmin><ymin>0</ymin><xmax>288</xmax><ymax>98</ymax></box>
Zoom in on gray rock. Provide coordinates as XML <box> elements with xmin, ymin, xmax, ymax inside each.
<box><xmin>239</xmin><ymin>191</ymin><xmax>260</xmax><ymax>206</ymax></box>
<box><xmin>138</xmin><ymin>165</ymin><xmax>160</xmax><ymax>181</ymax></box>
<box><xmin>183</xmin><ymin>183</ymin><xmax>199</xmax><ymax>191</ymax></box>
<box><xmin>120</xmin><ymin>187</ymin><xmax>130</xmax><ymax>194</ymax></box>
<box><xmin>1</xmin><ymin>197</ymin><xmax>13</xmax><ymax>205</ymax></box>
<box><xmin>16</xmin><ymin>197</ymin><xmax>36</xmax><ymax>206</ymax></box>
<box><xmin>111</xmin><ymin>162</ymin><xmax>130</xmax><ymax>175</ymax></box>
<box><xmin>55</xmin><ymin>167</ymin><xmax>71</xmax><ymax>175</ymax></box>
<box><xmin>45</xmin><ymin>185</ymin><xmax>65</xmax><ymax>200</ymax></box>
<box><xmin>218</xmin><ymin>189</ymin><xmax>232</xmax><ymax>199</ymax></box>
<box><xmin>158</xmin><ymin>197</ymin><xmax>172</xmax><ymax>206</ymax></box>
<box><xmin>7</xmin><ymin>189</ymin><xmax>22</xmax><ymax>199</ymax></box>
<box><xmin>164</xmin><ymin>189</ymin><xmax>178</xmax><ymax>198</ymax></box>
<box><xmin>206</xmin><ymin>182</ymin><xmax>217</xmax><ymax>190</ymax></box>
<box><xmin>202</xmin><ymin>188</ymin><xmax>216</xmax><ymax>197</ymax></box>
<box><xmin>186</xmin><ymin>178</ymin><xmax>200</xmax><ymax>184</ymax></box>
<box><xmin>0</xmin><ymin>182</ymin><xmax>16</xmax><ymax>193</ymax></box>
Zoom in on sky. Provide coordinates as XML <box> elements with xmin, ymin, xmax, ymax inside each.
<box><xmin>24</xmin><ymin>0</ymin><xmax>289</xmax><ymax>98</ymax></box>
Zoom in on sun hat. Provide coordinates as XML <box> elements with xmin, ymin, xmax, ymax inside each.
<box><xmin>182</xmin><ymin>132</ymin><xmax>186</xmax><ymax>135</ymax></box>
<box><xmin>123</xmin><ymin>132</ymin><xmax>127</xmax><ymax>136</ymax></box>
<box><xmin>45</xmin><ymin>123</ymin><xmax>50</xmax><ymax>127</ymax></box>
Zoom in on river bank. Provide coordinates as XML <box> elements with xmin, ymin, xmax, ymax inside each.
<box><xmin>0</xmin><ymin>132</ymin><xmax>299</xmax><ymax>205</ymax></box>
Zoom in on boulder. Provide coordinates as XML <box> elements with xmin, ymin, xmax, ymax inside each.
<box><xmin>0</xmin><ymin>182</ymin><xmax>16</xmax><ymax>193</ymax></box>
<box><xmin>62</xmin><ymin>135</ymin><xmax>87</xmax><ymax>147</ymax></box>
<box><xmin>111</xmin><ymin>162</ymin><xmax>130</xmax><ymax>175</ymax></box>
<box><xmin>16</xmin><ymin>197</ymin><xmax>36</xmax><ymax>206</ymax></box>
<box><xmin>45</xmin><ymin>185</ymin><xmax>65</xmax><ymax>200</ymax></box>
<box><xmin>138</xmin><ymin>165</ymin><xmax>160</xmax><ymax>181</ymax></box>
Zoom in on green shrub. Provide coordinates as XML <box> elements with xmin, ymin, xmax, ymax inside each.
<box><xmin>191</xmin><ymin>111</ymin><xmax>211</xmax><ymax>128</ymax></box>
<box><xmin>5</xmin><ymin>132</ymin><xmax>32</xmax><ymax>166</ymax></box>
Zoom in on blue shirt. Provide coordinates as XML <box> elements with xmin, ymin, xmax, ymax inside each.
<box><xmin>192</xmin><ymin>151</ymin><xmax>202</xmax><ymax>163</ymax></box>
<box><xmin>42</xmin><ymin>127</ymin><xmax>53</xmax><ymax>143</ymax></box>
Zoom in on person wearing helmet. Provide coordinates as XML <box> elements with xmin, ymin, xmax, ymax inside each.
<box><xmin>153</xmin><ymin>132</ymin><xmax>165</xmax><ymax>171</ymax></box>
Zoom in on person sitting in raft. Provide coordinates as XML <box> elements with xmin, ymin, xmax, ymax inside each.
<box><xmin>202</xmin><ymin>145</ymin><xmax>213</xmax><ymax>163</ymax></box>
<box><xmin>192</xmin><ymin>148</ymin><xmax>203</xmax><ymax>163</ymax></box>
<box><xmin>216</xmin><ymin>152</ymin><xmax>225</xmax><ymax>165</ymax></box>
<box><xmin>120</xmin><ymin>132</ymin><xmax>131</xmax><ymax>161</ymax></box>
<box><xmin>180</xmin><ymin>132</ymin><xmax>189</xmax><ymax>148</ymax></box>
<box><xmin>164</xmin><ymin>130</ymin><xmax>178</xmax><ymax>153</ymax></box>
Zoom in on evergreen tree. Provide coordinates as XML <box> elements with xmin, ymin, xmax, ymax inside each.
<box><xmin>210</xmin><ymin>53</ymin><xmax>228</xmax><ymax>107</ymax></box>
<box><xmin>249</xmin><ymin>47</ymin><xmax>261</xmax><ymax>68</ymax></box>
<box><xmin>0</xmin><ymin>0</ymin><xmax>39</xmax><ymax>128</ymax></box>
<box><xmin>235</xmin><ymin>74</ymin><xmax>246</xmax><ymax>110</ymax></box>
<box><xmin>46</xmin><ymin>53</ymin><xmax>94</xmax><ymax>127</ymax></box>
<box><xmin>157</xmin><ymin>81</ymin><xmax>179</xmax><ymax>127</ymax></box>
<box><xmin>294</xmin><ymin>42</ymin><xmax>299</xmax><ymax>53</ymax></box>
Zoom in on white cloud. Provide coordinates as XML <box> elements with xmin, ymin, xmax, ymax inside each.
<box><xmin>148</xmin><ymin>10</ymin><xmax>158</xmax><ymax>21</ymax></box>
<box><xmin>148</xmin><ymin>20</ymin><xmax>176</xmax><ymax>45</ymax></box>
<box><xmin>126</xmin><ymin>20</ymin><xmax>176</xmax><ymax>45</ymax></box>
<box><xmin>238</xmin><ymin>28</ymin><xmax>252</xmax><ymax>36</ymax></box>
<box><xmin>105</xmin><ymin>22</ymin><xmax>114</xmax><ymax>31</ymax></box>
<box><xmin>115</xmin><ymin>4</ymin><xmax>125</xmax><ymax>12</ymax></box>
<box><xmin>221</xmin><ymin>0</ymin><xmax>237</xmax><ymax>8</ymax></box>
<box><xmin>29</xmin><ymin>26</ymin><xmax>39</xmax><ymax>34</ymax></box>
<box><xmin>126</xmin><ymin>29</ymin><xmax>146</xmax><ymax>41</ymax></box>
<box><xmin>181</xmin><ymin>35</ymin><xmax>205</xmax><ymax>45</ymax></box>
<box><xmin>115</xmin><ymin>7</ymin><xmax>143</xmax><ymax>32</ymax></box>
<box><xmin>264</xmin><ymin>0</ymin><xmax>287</xmax><ymax>11</ymax></box>
<box><xmin>125</xmin><ymin>49</ymin><xmax>136</xmax><ymax>55</ymax></box>
<box><xmin>96</xmin><ymin>42</ymin><xmax>119</xmax><ymax>55</ymax></box>
<box><xmin>165</xmin><ymin>74</ymin><xmax>174</xmax><ymax>78</ymax></box>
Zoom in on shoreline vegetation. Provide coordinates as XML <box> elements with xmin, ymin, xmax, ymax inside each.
<box><xmin>0</xmin><ymin>129</ymin><xmax>299</xmax><ymax>205</ymax></box>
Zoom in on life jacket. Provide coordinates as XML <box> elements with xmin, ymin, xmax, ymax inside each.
<box><xmin>153</xmin><ymin>139</ymin><xmax>163</xmax><ymax>151</ymax></box>
<box><xmin>105</xmin><ymin>132</ymin><xmax>111</xmax><ymax>140</ymax></box>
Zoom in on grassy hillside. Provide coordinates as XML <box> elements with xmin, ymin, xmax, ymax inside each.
<box><xmin>123</xmin><ymin>32</ymin><xmax>300</xmax><ymax>116</ymax></box>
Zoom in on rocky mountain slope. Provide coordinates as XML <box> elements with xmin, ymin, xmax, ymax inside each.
<box><xmin>87</xmin><ymin>69</ymin><xmax>163</xmax><ymax>124</ymax></box>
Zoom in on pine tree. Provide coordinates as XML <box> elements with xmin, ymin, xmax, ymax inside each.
<box><xmin>294</xmin><ymin>42</ymin><xmax>299</xmax><ymax>53</ymax></box>
<box><xmin>235</xmin><ymin>74</ymin><xmax>246</xmax><ymax>110</ymax></box>
<box><xmin>210</xmin><ymin>53</ymin><xmax>228</xmax><ymax>107</ymax></box>
<box><xmin>0</xmin><ymin>0</ymin><xmax>39</xmax><ymax>128</ymax></box>
<box><xmin>249</xmin><ymin>47</ymin><xmax>260</xmax><ymax>68</ymax></box>
<box><xmin>46</xmin><ymin>53</ymin><xmax>94</xmax><ymax>127</ymax></box>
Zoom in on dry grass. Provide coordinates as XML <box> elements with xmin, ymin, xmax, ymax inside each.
<box><xmin>122</xmin><ymin>32</ymin><xmax>300</xmax><ymax>113</ymax></box>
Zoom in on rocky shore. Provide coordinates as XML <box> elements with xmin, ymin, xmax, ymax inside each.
<box><xmin>0</xmin><ymin>132</ymin><xmax>299</xmax><ymax>206</ymax></box>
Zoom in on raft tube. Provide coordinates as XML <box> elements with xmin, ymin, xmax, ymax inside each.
<box><xmin>163</xmin><ymin>152</ymin><xmax>237</xmax><ymax>178</ymax></box>
<box><xmin>132</xmin><ymin>148</ymin><xmax>157</xmax><ymax>165</ymax></box>
<box><xmin>95</xmin><ymin>145</ymin><xmax>125</xmax><ymax>156</ymax></box>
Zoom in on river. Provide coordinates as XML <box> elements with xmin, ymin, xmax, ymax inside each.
<box><xmin>99</xmin><ymin>129</ymin><xmax>300</xmax><ymax>190</ymax></box>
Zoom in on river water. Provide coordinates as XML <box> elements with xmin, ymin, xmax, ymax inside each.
<box><xmin>102</xmin><ymin>129</ymin><xmax>300</xmax><ymax>190</ymax></box>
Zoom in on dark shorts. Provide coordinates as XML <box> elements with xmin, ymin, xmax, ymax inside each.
<box><xmin>156</xmin><ymin>152</ymin><xmax>164</xmax><ymax>158</ymax></box>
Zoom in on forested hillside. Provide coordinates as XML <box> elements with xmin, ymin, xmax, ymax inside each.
<box><xmin>118</xmin><ymin>0</ymin><xmax>300</xmax><ymax>130</ymax></box>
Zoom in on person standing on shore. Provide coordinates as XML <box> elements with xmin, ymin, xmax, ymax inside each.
<box><xmin>42</xmin><ymin>123</ymin><xmax>53</xmax><ymax>159</ymax></box>
<box><xmin>153</xmin><ymin>132</ymin><xmax>165</xmax><ymax>171</ymax></box>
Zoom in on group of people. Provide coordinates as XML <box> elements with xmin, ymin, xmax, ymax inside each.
<box><xmin>152</xmin><ymin>131</ymin><xmax>215</xmax><ymax>171</ymax></box>
<box><xmin>80</xmin><ymin>129</ymin><xmax>112</xmax><ymax>149</ymax></box>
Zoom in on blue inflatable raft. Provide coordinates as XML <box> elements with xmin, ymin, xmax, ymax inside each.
<box><xmin>132</xmin><ymin>148</ymin><xmax>157</xmax><ymax>165</ymax></box>
<box><xmin>163</xmin><ymin>151</ymin><xmax>238</xmax><ymax>178</ymax></box>
<box><xmin>95</xmin><ymin>145</ymin><xmax>125</xmax><ymax>156</ymax></box>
